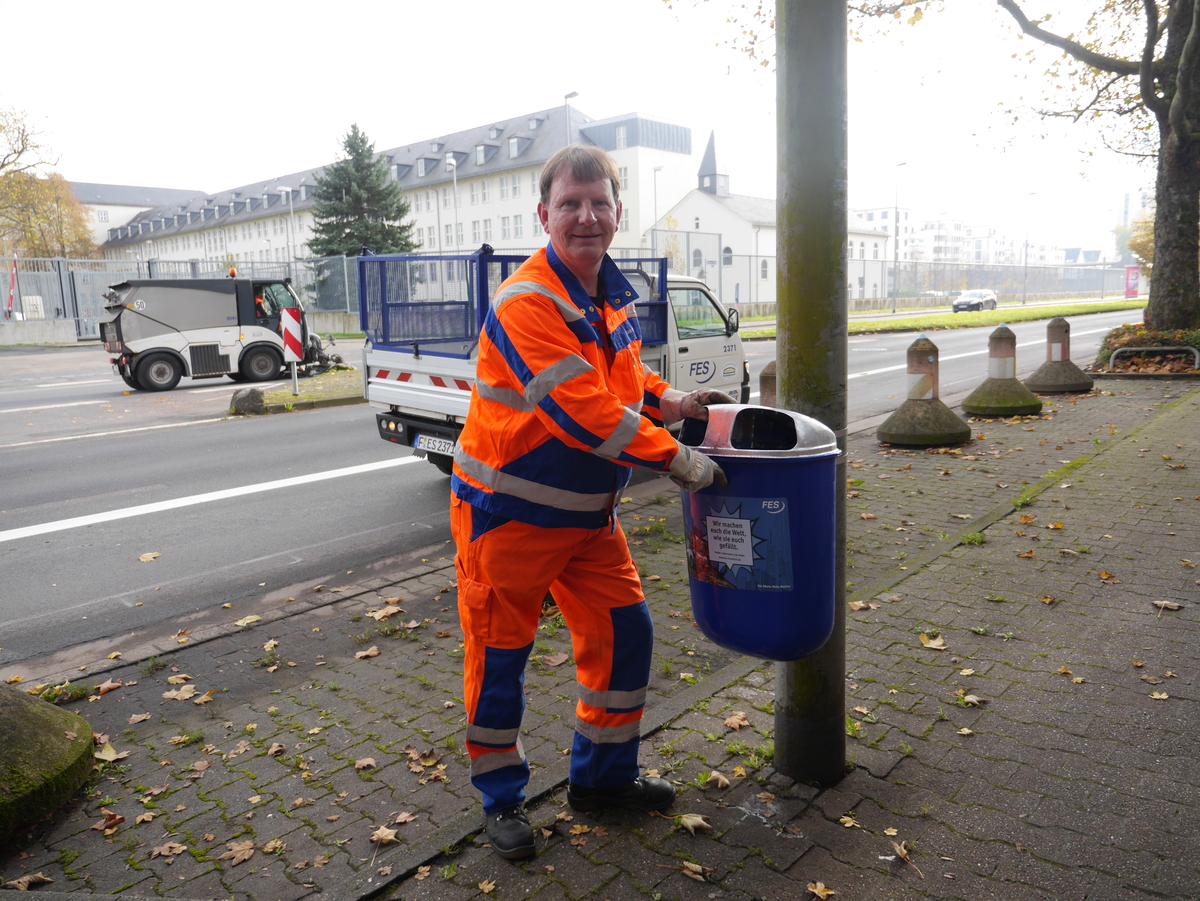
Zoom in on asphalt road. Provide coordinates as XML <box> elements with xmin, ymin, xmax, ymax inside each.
<box><xmin>0</xmin><ymin>308</ymin><xmax>1137</xmax><ymax>671</ymax></box>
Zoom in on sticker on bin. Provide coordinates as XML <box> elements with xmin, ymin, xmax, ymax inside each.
<box><xmin>686</xmin><ymin>497</ymin><xmax>793</xmax><ymax>592</ymax></box>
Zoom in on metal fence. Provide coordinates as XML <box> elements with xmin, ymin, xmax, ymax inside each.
<box><xmin>4</xmin><ymin>250</ymin><xmax>1139</xmax><ymax>340</ymax></box>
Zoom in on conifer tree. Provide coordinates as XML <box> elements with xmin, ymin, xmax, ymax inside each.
<box><xmin>308</xmin><ymin>124</ymin><xmax>415</xmax><ymax>257</ymax></box>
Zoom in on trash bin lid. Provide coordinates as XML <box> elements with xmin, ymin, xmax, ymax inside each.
<box><xmin>679</xmin><ymin>404</ymin><xmax>838</xmax><ymax>459</ymax></box>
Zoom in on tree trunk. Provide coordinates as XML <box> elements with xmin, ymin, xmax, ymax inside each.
<box><xmin>1146</xmin><ymin>123</ymin><xmax>1200</xmax><ymax>330</ymax></box>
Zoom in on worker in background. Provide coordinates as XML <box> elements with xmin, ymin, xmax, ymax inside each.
<box><xmin>450</xmin><ymin>144</ymin><xmax>732</xmax><ymax>860</ymax></box>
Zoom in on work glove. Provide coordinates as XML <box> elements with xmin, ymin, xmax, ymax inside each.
<box><xmin>669</xmin><ymin>442</ymin><xmax>728</xmax><ymax>493</ymax></box>
<box><xmin>659</xmin><ymin>388</ymin><xmax>736</xmax><ymax>426</ymax></box>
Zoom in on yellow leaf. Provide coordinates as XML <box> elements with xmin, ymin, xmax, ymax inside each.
<box><xmin>355</xmin><ymin>645</ymin><xmax>381</xmax><ymax>659</ymax></box>
<box><xmin>233</xmin><ymin>615</ymin><xmax>262</xmax><ymax>627</ymax></box>
<box><xmin>918</xmin><ymin>632</ymin><xmax>946</xmax><ymax>650</ymax></box>
<box><xmin>1046</xmin><ymin>522</ymin><xmax>1064</xmax><ymax>529</ymax></box>
<box><xmin>958</xmin><ymin>727</ymin><xmax>974</xmax><ymax>736</ymax></box>
<box><xmin>138</xmin><ymin>552</ymin><xmax>161</xmax><ymax>562</ymax></box>
<box><xmin>884</xmin><ymin>827</ymin><xmax>898</xmax><ymax>836</ymax></box>
<box><xmin>959</xmin><ymin>668</ymin><xmax>975</xmax><ymax>676</ymax></box>
<box><xmin>839</xmin><ymin>815</ymin><xmax>860</xmax><ymax>828</ymax></box>
<box><xmin>1057</xmin><ymin>666</ymin><xmax>1072</xmax><ymax>676</ymax></box>
<box><xmin>370</xmin><ymin>825</ymin><xmax>399</xmax><ymax>845</ymax></box>
<box><xmin>677</xmin><ymin>813</ymin><xmax>713</xmax><ymax>836</ymax></box>
<box><xmin>193</xmin><ymin>689</ymin><xmax>217</xmax><ymax>705</ymax></box>
<box><xmin>263</xmin><ymin>640</ymin><xmax>279</xmax><ymax>651</ymax></box>
<box><xmin>166</xmin><ymin>674</ymin><xmax>192</xmax><ymax>684</ymax></box>
<box><xmin>479</xmin><ymin>879</ymin><xmax>497</xmax><ymax>894</ymax></box>
<box><xmin>1150</xmin><ymin>691</ymin><xmax>1169</xmax><ymax>700</ymax></box>
<box><xmin>706</xmin><ymin>770</ymin><xmax>730</xmax><ymax>789</ymax></box>
<box><xmin>724</xmin><ymin>710</ymin><xmax>751</xmax><ymax>730</ymax></box>
<box><xmin>732</xmin><ymin>765</ymin><xmax>746</xmax><ymax>778</ymax></box>
<box><xmin>106</xmin><ymin>652</ymin><xmax>122</xmax><ymax>659</ymax></box>
<box><xmin>807</xmin><ymin>881</ymin><xmax>837</xmax><ymax>898</ymax></box>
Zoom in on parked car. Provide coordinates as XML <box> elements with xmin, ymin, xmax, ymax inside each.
<box><xmin>952</xmin><ymin>289</ymin><xmax>998</xmax><ymax>312</ymax></box>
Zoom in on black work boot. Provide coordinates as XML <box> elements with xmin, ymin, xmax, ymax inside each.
<box><xmin>566</xmin><ymin>775</ymin><xmax>676</xmax><ymax>812</ymax></box>
<box><xmin>484</xmin><ymin>805</ymin><xmax>535</xmax><ymax>859</ymax></box>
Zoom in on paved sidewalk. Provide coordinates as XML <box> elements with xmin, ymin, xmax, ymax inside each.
<box><xmin>2</xmin><ymin>377</ymin><xmax>1198</xmax><ymax>901</ymax></box>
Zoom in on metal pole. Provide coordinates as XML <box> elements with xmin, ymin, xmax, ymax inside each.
<box><xmin>774</xmin><ymin>0</ymin><xmax>848</xmax><ymax>786</ymax></box>
<box><xmin>892</xmin><ymin>163</ymin><xmax>905</xmax><ymax>314</ymax></box>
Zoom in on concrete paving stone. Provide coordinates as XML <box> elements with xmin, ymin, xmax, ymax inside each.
<box><xmin>221</xmin><ymin>861</ymin><xmax>318</xmax><ymax>901</ymax></box>
<box><xmin>567</xmin><ymin>833</ymin><xmax>670</xmax><ymax>892</ymax></box>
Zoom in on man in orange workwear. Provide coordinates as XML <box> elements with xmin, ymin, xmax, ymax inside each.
<box><xmin>451</xmin><ymin>144</ymin><xmax>732</xmax><ymax>860</ymax></box>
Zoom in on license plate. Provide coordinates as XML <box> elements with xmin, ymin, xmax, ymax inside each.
<box><xmin>415</xmin><ymin>434</ymin><xmax>455</xmax><ymax>455</ymax></box>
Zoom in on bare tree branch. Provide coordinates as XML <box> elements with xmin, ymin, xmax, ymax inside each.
<box><xmin>1140</xmin><ymin>0</ymin><xmax>1169</xmax><ymax>117</ymax></box>
<box><xmin>1168</xmin><ymin>0</ymin><xmax>1200</xmax><ymax>146</ymax></box>
<box><xmin>995</xmin><ymin>0</ymin><xmax>1141</xmax><ymax>76</ymax></box>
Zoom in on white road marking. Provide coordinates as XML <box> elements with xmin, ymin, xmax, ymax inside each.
<box><xmin>0</xmin><ymin>399</ymin><xmax>113</xmax><ymax>414</ymax></box>
<box><xmin>0</xmin><ymin>418</ymin><xmax>227</xmax><ymax>449</ymax></box>
<box><xmin>35</xmin><ymin>379</ymin><xmax>114</xmax><ymax>387</ymax></box>
<box><xmin>0</xmin><ymin>456</ymin><xmax>422</xmax><ymax>544</ymax></box>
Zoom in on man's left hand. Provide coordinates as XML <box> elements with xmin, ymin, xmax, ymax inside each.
<box><xmin>660</xmin><ymin>388</ymin><xmax>737</xmax><ymax>424</ymax></box>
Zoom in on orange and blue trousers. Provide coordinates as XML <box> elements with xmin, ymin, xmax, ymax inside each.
<box><xmin>451</xmin><ymin>492</ymin><xmax>653</xmax><ymax>814</ymax></box>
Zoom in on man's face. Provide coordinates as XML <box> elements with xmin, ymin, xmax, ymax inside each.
<box><xmin>537</xmin><ymin>173</ymin><xmax>621</xmax><ymax>283</ymax></box>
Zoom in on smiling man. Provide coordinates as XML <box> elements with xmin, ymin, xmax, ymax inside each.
<box><xmin>449</xmin><ymin>144</ymin><xmax>731</xmax><ymax>859</ymax></box>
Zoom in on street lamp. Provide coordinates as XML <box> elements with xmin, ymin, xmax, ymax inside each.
<box><xmin>564</xmin><ymin>91</ymin><xmax>578</xmax><ymax>145</ymax></box>
<box><xmin>891</xmin><ymin>162</ymin><xmax>906</xmax><ymax>314</ymax></box>
<box><xmin>274</xmin><ymin>185</ymin><xmax>299</xmax><ymax>264</ymax></box>
<box><xmin>445</xmin><ymin>153</ymin><xmax>460</xmax><ymax>249</ymax></box>
<box><xmin>262</xmin><ymin>238</ymin><xmax>273</xmax><ymax>269</ymax></box>
<box><xmin>125</xmin><ymin>248</ymin><xmax>143</xmax><ymax>279</ymax></box>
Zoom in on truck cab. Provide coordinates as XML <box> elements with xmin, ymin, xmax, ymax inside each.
<box><xmin>99</xmin><ymin>277</ymin><xmax>306</xmax><ymax>391</ymax></box>
<box><xmin>360</xmin><ymin>248</ymin><xmax>749</xmax><ymax>474</ymax></box>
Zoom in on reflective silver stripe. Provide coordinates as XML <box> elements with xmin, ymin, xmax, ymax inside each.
<box><xmin>466</xmin><ymin>724</ymin><xmax>521</xmax><ymax>745</ymax></box>
<box><xmin>471</xmin><ymin>744</ymin><xmax>527</xmax><ymax>776</ymax></box>
<box><xmin>593</xmin><ymin>407</ymin><xmax>643</xmax><ymax>461</ymax></box>
<box><xmin>525</xmin><ymin>355</ymin><xmax>594</xmax><ymax>407</ymax></box>
<box><xmin>494</xmin><ymin>281</ymin><xmax>582</xmax><ymax>321</ymax></box>
<box><xmin>627</xmin><ymin>400</ymin><xmax>643</xmax><ymax>414</ymax></box>
<box><xmin>577</xmin><ymin>684</ymin><xmax>647</xmax><ymax>710</ymax></box>
<box><xmin>574</xmin><ymin>717</ymin><xmax>642</xmax><ymax>745</ymax></box>
<box><xmin>454</xmin><ymin>447</ymin><xmax>613</xmax><ymax>512</ymax></box>
<box><xmin>476</xmin><ymin>381</ymin><xmax>533</xmax><ymax>411</ymax></box>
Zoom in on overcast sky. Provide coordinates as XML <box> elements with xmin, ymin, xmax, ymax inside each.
<box><xmin>8</xmin><ymin>0</ymin><xmax>1149</xmax><ymax>254</ymax></box>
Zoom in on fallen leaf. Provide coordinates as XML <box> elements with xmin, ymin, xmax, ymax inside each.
<box><xmin>852</xmin><ymin>705</ymin><xmax>870</xmax><ymax>715</ymax></box>
<box><xmin>94</xmin><ymin>741</ymin><xmax>129</xmax><ymax>762</ymax></box>
<box><xmin>1150</xmin><ymin>691</ymin><xmax>1170</xmax><ymax>700</ymax></box>
<box><xmin>959</xmin><ymin>668</ymin><xmax>975</xmax><ymax>676</ymax></box>
<box><xmin>90</xmin><ymin>808</ymin><xmax>125</xmax><ymax>833</ymax></box>
<box><xmin>1046</xmin><ymin>522</ymin><xmax>1064</xmax><ymax>530</ymax></box>
<box><xmin>379</xmin><ymin>866</ymin><xmax>392</xmax><ymax>876</ymax></box>
<box><xmin>313</xmin><ymin>855</ymin><xmax>330</xmax><ymax>867</ymax></box>
<box><xmin>96</xmin><ymin>678</ymin><xmax>122</xmax><ymax>695</ymax></box>
<box><xmin>884</xmin><ymin>827</ymin><xmax>899</xmax><ymax>836</ymax></box>
<box><xmin>677</xmin><ymin>813</ymin><xmax>713</xmax><ymax>836</ymax></box>
<box><xmin>355</xmin><ymin>646</ymin><xmax>381</xmax><ymax>659</ymax></box>
<box><xmin>106</xmin><ymin>651</ymin><xmax>122</xmax><ymax>660</ymax></box>
<box><xmin>807</xmin><ymin>880</ymin><xmax>836</xmax><ymax>898</ymax></box>
<box><xmin>162</xmin><ymin>684</ymin><xmax>198</xmax><ymax>701</ymax></box>
<box><xmin>263</xmin><ymin>640</ymin><xmax>279</xmax><ymax>651</ymax></box>
<box><xmin>1017</xmin><ymin>549</ymin><xmax>1036</xmax><ymax>558</ymax></box>
<box><xmin>268</xmin><ymin>743</ymin><xmax>286</xmax><ymax>757</ymax></box>
<box><xmin>958</xmin><ymin>727</ymin><xmax>974</xmax><ymax>736</ymax></box>
<box><xmin>849</xmin><ymin>600</ymin><xmax>881</xmax><ymax>611</ymax></box>
<box><xmin>150</xmin><ymin>840</ymin><xmax>186</xmax><ymax>858</ymax></box>
<box><xmin>135</xmin><ymin>811</ymin><xmax>156</xmax><ymax>825</ymax></box>
<box><xmin>193</xmin><ymin>689</ymin><xmax>217</xmax><ymax>705</ymax></box>
<box><xmin>679</xmin><ymin>860</ymin><xmax>715</xmax><ymax>881</ymax></box>
<box><xmin>127</xmin><ymin>712</ymin><xmax>151</xmax><ymax>724</ymax></box>
<box><xmin>1153</xmin><ymin>601</ymin><xmax>1183</xmax><ymax>611</ymax></box>
<box><xmin>166</xmin><ymin>673</ymin><xmax>192</xmax><ymax>684</ymax></box>
<box><xmin>262</xmin><ymin>839</ymin><xmax>286</xmax><ymax>853</ymax></box>
<box><xmin>479</xmin><ymin>879</ymin><xmax>497</xmax><ymax>894</ymax></box>
<box><xmin>960</xmin><ymin>694</ymin><xmax>987</xmax><ymax>707</ymax></box>
<box><xmin>1018</xmin><ymin>515</ymin><xmax>1036</xmax><ymax>524</ymax></box>
<box><xmin>233</xmin><ymin>615</ymin><xmax>262</xmax><ymax>627</ymax></box>
<box><xmin>1057</xmin><ymin>666</ymin><xmax>1073</xmax><ymax>676</ymax></box>
<box><xmin>724</xmin><ymin>711</ymin><xmax>751</xmax><ymax>730</ymax></box>
<box><xmin>414</xmin><ymin>865</ymin><xmax>431</xmax><ymax>880</ymax></box>
<box><xmin>839</xmin><ymin>815</ymin><xmax>860</xmax><ymax>828</ymax></box>
<box><xmin>1040</xmin><ymin>596</ymin><xmax>1057</xmax><ymax>605</ymax></box>
<box><xmin>394</xmin><ymin>811</ymin><xmax>418</xmax><ymax>824</ymax></box>
<box><xmin>860</xmin><ymin>513</ymin><xmax>876</xmax><ymax>520</ymax></box>
<box><xmin>892</xmin><ymin>840</ymin><xmax>925</xmax><ymax>878</ymax></box>
<box><xmin>218</xmin><ymin>840</ymin><xmax>256</xmax><ymax>866</ymax></box>
<box><xmin>2</xmin><ymin>873</ymin><xmax>54</xmax><ymax>890</ymax></box>
<box><xmin>370</xmin><ymin>825</ymin><xmax>399</xmax><ymax>845</ymax></box>
<box><xmin>138</xmin><ymin>552</ymin><xmax>161</xmax><ymax>562</ymax></box>
<box><xmin>706</xmin><ymin>770</ymin><xmax>730</xmax><ymax>789</ymax></box>
<box><xmin>918</xmin><ymin>632</ymin><xmax>947</xmax><ymax>650</ymax></box>
<box><xmin>541</xmin><ymin>651</ymin><xmax>569</xmax><ymax>666</ymax></box>
<box><xmin>355</xmin><ymin>758</ymin><xmax>377</xmax><ymax>770</ymax></box>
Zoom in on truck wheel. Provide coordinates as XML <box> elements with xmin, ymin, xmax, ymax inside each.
<box><xmin>240</xmin><ymin>347</ymin><xmax>281</xmax><ymax>382</ymax></box>
<box><xmin>228</xmin><ymin>372</ymin><xmax>248</xmax><ymax>382</ymax></box>
<box><xmin>427</xmin><ymin>453</ymin><xmax>455</xmax><ymax>475</ymax></box>
<box><xmin>121</xmin><ymin>373</ymin><xmax>143</xmax><ymax>390</ymax></box>
<box><xmin>137</xmin><ymin>353</ymin><xmax>182</xmax><ymax>391</ymax></box>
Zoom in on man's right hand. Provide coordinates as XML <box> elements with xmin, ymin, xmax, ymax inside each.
<box><xmin>668</xmin><ymin>443</ymin><xmax>727</xmax><ymax>493</ymax></box>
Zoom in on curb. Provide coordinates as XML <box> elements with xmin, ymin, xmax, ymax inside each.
<box><xmin>1091</xmin><ymin>370</ymin><xmax>1200</xmax><ymax>380</ymax></box>
<box><xmin>263</xmin><ymin>394</ymin><xmax>366</xmax><ymax>414</ymax></box>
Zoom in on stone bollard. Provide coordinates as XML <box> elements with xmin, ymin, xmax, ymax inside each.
<box><xmin>875</xmin><ymin>335</ymin><xmax>971</xmax><ymax>446</ymax></box>
<box><xmin>759</xmin><ymin>360</ymin><xmax>777</xmax><ymax>407</ymax></box>
<box><xmin>229</xmin><ymin>387</ymin><xmax>267</xmax><ymax>415</ymax></box>
<box><xmin>962</xmin><ymin>324</ymin><xmax>1043</xmax><ymax>416</ymax></box>
<box><xmin>1023</xmin><ymin>317</ymin><xmax>1094</xmax><ymax>393</ymax></box>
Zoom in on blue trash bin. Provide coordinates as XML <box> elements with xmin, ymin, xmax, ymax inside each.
<box><xmin>677</xmin><ymin>404</ymin><xmax>839</xmax><ymax>661</ymax></box>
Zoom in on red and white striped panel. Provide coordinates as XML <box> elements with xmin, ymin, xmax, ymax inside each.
<box><xmin>373</xmin><ymin>370</ymin><xmax>472</xmax><ymax>391</ymax></box>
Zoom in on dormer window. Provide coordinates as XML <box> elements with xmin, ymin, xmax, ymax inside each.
<box><xmin>417</xmin><ymin>157</ymin><xmax>438</xmax><ymax>177</ymax></box>
<box><xmin>508</xmin><ymin>137</ymin><xmax>519</xmax><ymax>158</ymax></box>
<box><xmin>529</xmin><ymin>117</ymin><xmax>540</xmax><ymax>130</ymax></box>
<box><xmin>430</xmin><ymin>141</ymin><xmax>443</xmax><ymax>153</ymax></box>
<box><xmin>489</xmin><ymin>126</ymin><xmax>502</xmax><ymax>140</ymax></box>
<box><xmin>476</xmin><ymin>145</ymin><xmax>486</xmax><ymax>166</ymax></box>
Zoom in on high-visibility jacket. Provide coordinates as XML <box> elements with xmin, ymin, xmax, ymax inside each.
<box><xmin>452</xmin><ymin>244</ymin><xmax>678</xmax><ymax>529</ymax></box>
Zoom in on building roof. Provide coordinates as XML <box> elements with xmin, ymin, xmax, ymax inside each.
<box><xmin>697</xmin><ymin>132</ymin><xmax>727</xmax><ymax>178</ymax></box>
<box><xmin>71</xmin><ymin>183</ymin><xmax>206</xmax><ymax>208</ymax></box>
<box><xmin>101</xmin><ymin>106</ymin><xmax>692</xmax><ymax>251</ymax></box>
